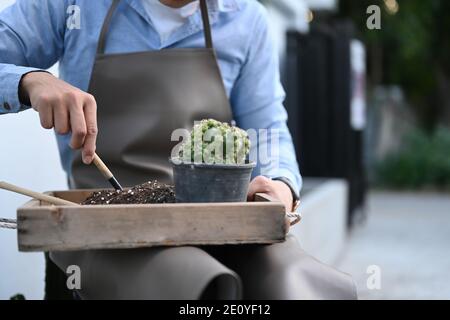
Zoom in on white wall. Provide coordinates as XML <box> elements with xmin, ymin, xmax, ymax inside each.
<box><xmin>0</xmin><ymin>0</ymin><xmax>67</xmax><ymax>300</ymax></box>
<box><xmin>290</xmin><ymin>179</ymin><xmax>348</xmax><ymax>265</ymax></box>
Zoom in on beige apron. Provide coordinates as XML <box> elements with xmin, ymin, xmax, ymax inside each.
<box><xmin>50</xmin><ymin>0</ymin><xmax>356</xmax><ymax>300</ymax></box>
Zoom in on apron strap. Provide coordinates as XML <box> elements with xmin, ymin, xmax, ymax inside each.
<box><xmin>97</xmin><ymin>0</ymin><xmax>213</xmax><ymax>55</ymax></box>
<box><xmin>97</xmin><ymin>0</ymin><xmax>122</xmax><ymax>55</ymax></box>
<box><xmin>199</xmin><ymin>0</ymin><xmax>213</xmax><ymax>49</ymax></box>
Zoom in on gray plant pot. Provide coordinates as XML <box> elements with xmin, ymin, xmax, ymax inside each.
<box><xmin>170</xmin><ymin>160</ymin><xmax>256</xmax><ymax>203</ymax></box>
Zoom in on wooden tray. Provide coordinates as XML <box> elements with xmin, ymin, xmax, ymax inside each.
<box><xmin>17</xmin><ymin>190</ymin><xmax>287</xmax><ymax>252</ymax></box>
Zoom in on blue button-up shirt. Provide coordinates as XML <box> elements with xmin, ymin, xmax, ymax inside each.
<box><xmin>0</xmin><ymin>0</ymin><xmax>302</xmax><ymax>192</ymax></box>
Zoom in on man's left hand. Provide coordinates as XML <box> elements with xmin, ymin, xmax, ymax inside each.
<box><xmin>247</xmin><ymin>176</ymin><xmax>293</xmax><ymax>212</ymax></box>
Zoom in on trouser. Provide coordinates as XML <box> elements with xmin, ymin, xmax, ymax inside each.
<box><xmin>48</xmin><ymin>236</ymin><xmax>357</xmax><ymax>300</ymax></box>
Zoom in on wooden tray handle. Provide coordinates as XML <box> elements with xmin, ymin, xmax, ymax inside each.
<box><xmin>254</xmin><ymin>193</ymin><xmax>302</xmax><ymax>226</ymax></box>
<box><xmin>0</xmin><ymin>181</ymin><xmax>79</xmax><ymax>206</ymax></box>
<box><xmin>254</xmin><ymin>193</ymin><xmax>278</xmax><ymax>202</ymax></box>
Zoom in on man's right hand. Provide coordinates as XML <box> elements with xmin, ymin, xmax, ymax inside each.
<box><xmin>20</xmin><ymin>72</ymin><xmax>98</xmax><ymax>164</ymax></box>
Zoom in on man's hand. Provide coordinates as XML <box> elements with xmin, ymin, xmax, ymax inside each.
<box><xmin>20</xmin><ymin>72</ymin><xmax>98</xmax><ymax>164</ymax></box>
<box><xmin>247</xmin><ymin>176</ymin><xmax>293</xmax><ymax>212</ymax></box>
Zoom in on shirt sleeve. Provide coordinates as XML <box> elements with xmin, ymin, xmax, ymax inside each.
<box><xmin>0</xmin><ymin>0</ymin><xmax>66</xmax><ymax>114</ymax></box>
<box><xmin>230</xmin><ymin>3</ymin><xmax>302</xmax><ymax>193</ymax></box>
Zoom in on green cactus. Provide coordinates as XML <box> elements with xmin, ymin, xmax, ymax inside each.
<box><xmin>179</xmin><ymin>119</ymin><xmax>250</xmax><ymax>164</ymax></box>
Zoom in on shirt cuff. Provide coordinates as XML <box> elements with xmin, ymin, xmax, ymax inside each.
<box><xmin>1</xmin><ymin>65</ymin><xmax>43</xmax><ymax>113</ymax></box>
<box><xmin>267</xmin><ymin>168</ymin><xmax>302</xmax><ymax>195</ymax></box>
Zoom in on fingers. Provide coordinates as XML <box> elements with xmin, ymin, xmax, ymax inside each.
<box><xmin>69</xmin><ymin>101</ymin><xmax>87</xmax><ymax>151</ymax></box>
<box><xmin>247</xmin><ymin>176</ymin><xmax>294</xmax><ymax>213</ymax></box>
<box><xmin>26</xmin><ymin>74</ymin><xmax>98</xmax><ymax>164</ymax></box>
<box><xmin>53</xmin><ymin>102</ymin><xmax>70</xmax><ymax>135</ymax></box>
<box><xmin>38</xmin><ymin>104</ymin><xmax>54</xmax><ymax>129</ymax></box>
<box><xmin>59</xmin><ymin>92</ymin><xmax>98</xmax><ymax>165</ymax></box>
<box><xmin>247</xmin><ymin>176</ymin><xmax>272</xmax><ymax>201</ymax></box>
<box><xmin>81</xmin><ymin>95</ymin><xmax>98</xmax><ymax>164</ymax></box>
<box><xmin>248</xmin><ymin>176</ymin><xmax>294</xmax><ymax>234</ymax></box>
<box><xmin>272</xmin><ymin>180</ymin><xmax>293</xmax><ymax>211</ymax></box>
<box><xmin>50</xmin><ymin>92</ymin><xmax>98</xmax><ymax>165</ymax></box>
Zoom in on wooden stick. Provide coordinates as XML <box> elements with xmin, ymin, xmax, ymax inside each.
<box><xmin>0</xmin><ymin>181</ymin><xmax>79</xmax><ymax>206</ymax></box>
<box><xmin>92</xmin><ymin>153</ymin><xmax>123</xmax><ymax>190</ymax></box>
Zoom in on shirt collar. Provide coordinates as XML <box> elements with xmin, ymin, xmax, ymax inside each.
<box><xmin>124</xmin><ymin>0</ymin><xmax>240</xmax><ymax>48</ymax></box>
<box><xmin>211</xmin><ymin>0</ymin><xmax>240</xmax><ymax>13</ymax></box>
<box><xmin>134</xmin><ymin>0</ymin><xmax>240</xmax><ymax>14</ymax></box>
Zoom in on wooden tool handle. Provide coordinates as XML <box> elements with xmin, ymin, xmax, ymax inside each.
<box><xmin>93</xmin><ymin>153</ymin><xmax>113</xmax><ymax>179</ymax></box>
<box><xmin>0</xmin><ymin>181</ymin><xmax>79</xmax><ymax>206</ymax></box>
<box><xmin>92</xmin><ymin>153</ymin><xmax>123</xmax><ymax>190</ymax></box>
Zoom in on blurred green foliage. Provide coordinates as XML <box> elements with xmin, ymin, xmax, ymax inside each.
<box><xmin>376</xmin><ymin>127</ymin><xmax>450</xmax><ymax>189</ymax></box>
<box><xmin>339</xmin><ymin>0</ymin><xmax>450</xmax><ymax>130</ymax></box>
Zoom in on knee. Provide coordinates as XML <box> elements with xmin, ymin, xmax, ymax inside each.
<box><xmin>244</xmin><ymin>238</ymin><xmax>357</xmax><ymax>299</ymax></box>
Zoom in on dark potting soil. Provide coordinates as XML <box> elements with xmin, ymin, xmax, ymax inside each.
<box><xmin>82</xmin><ymin>180</ymin><xmax>176</xmax><ymax>205</ymax></box>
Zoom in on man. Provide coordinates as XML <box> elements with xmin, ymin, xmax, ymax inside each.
<box><xmin>0</xmin><ymin>0</ymin><xmax>356</xmax><ymax>299</ymax></box>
